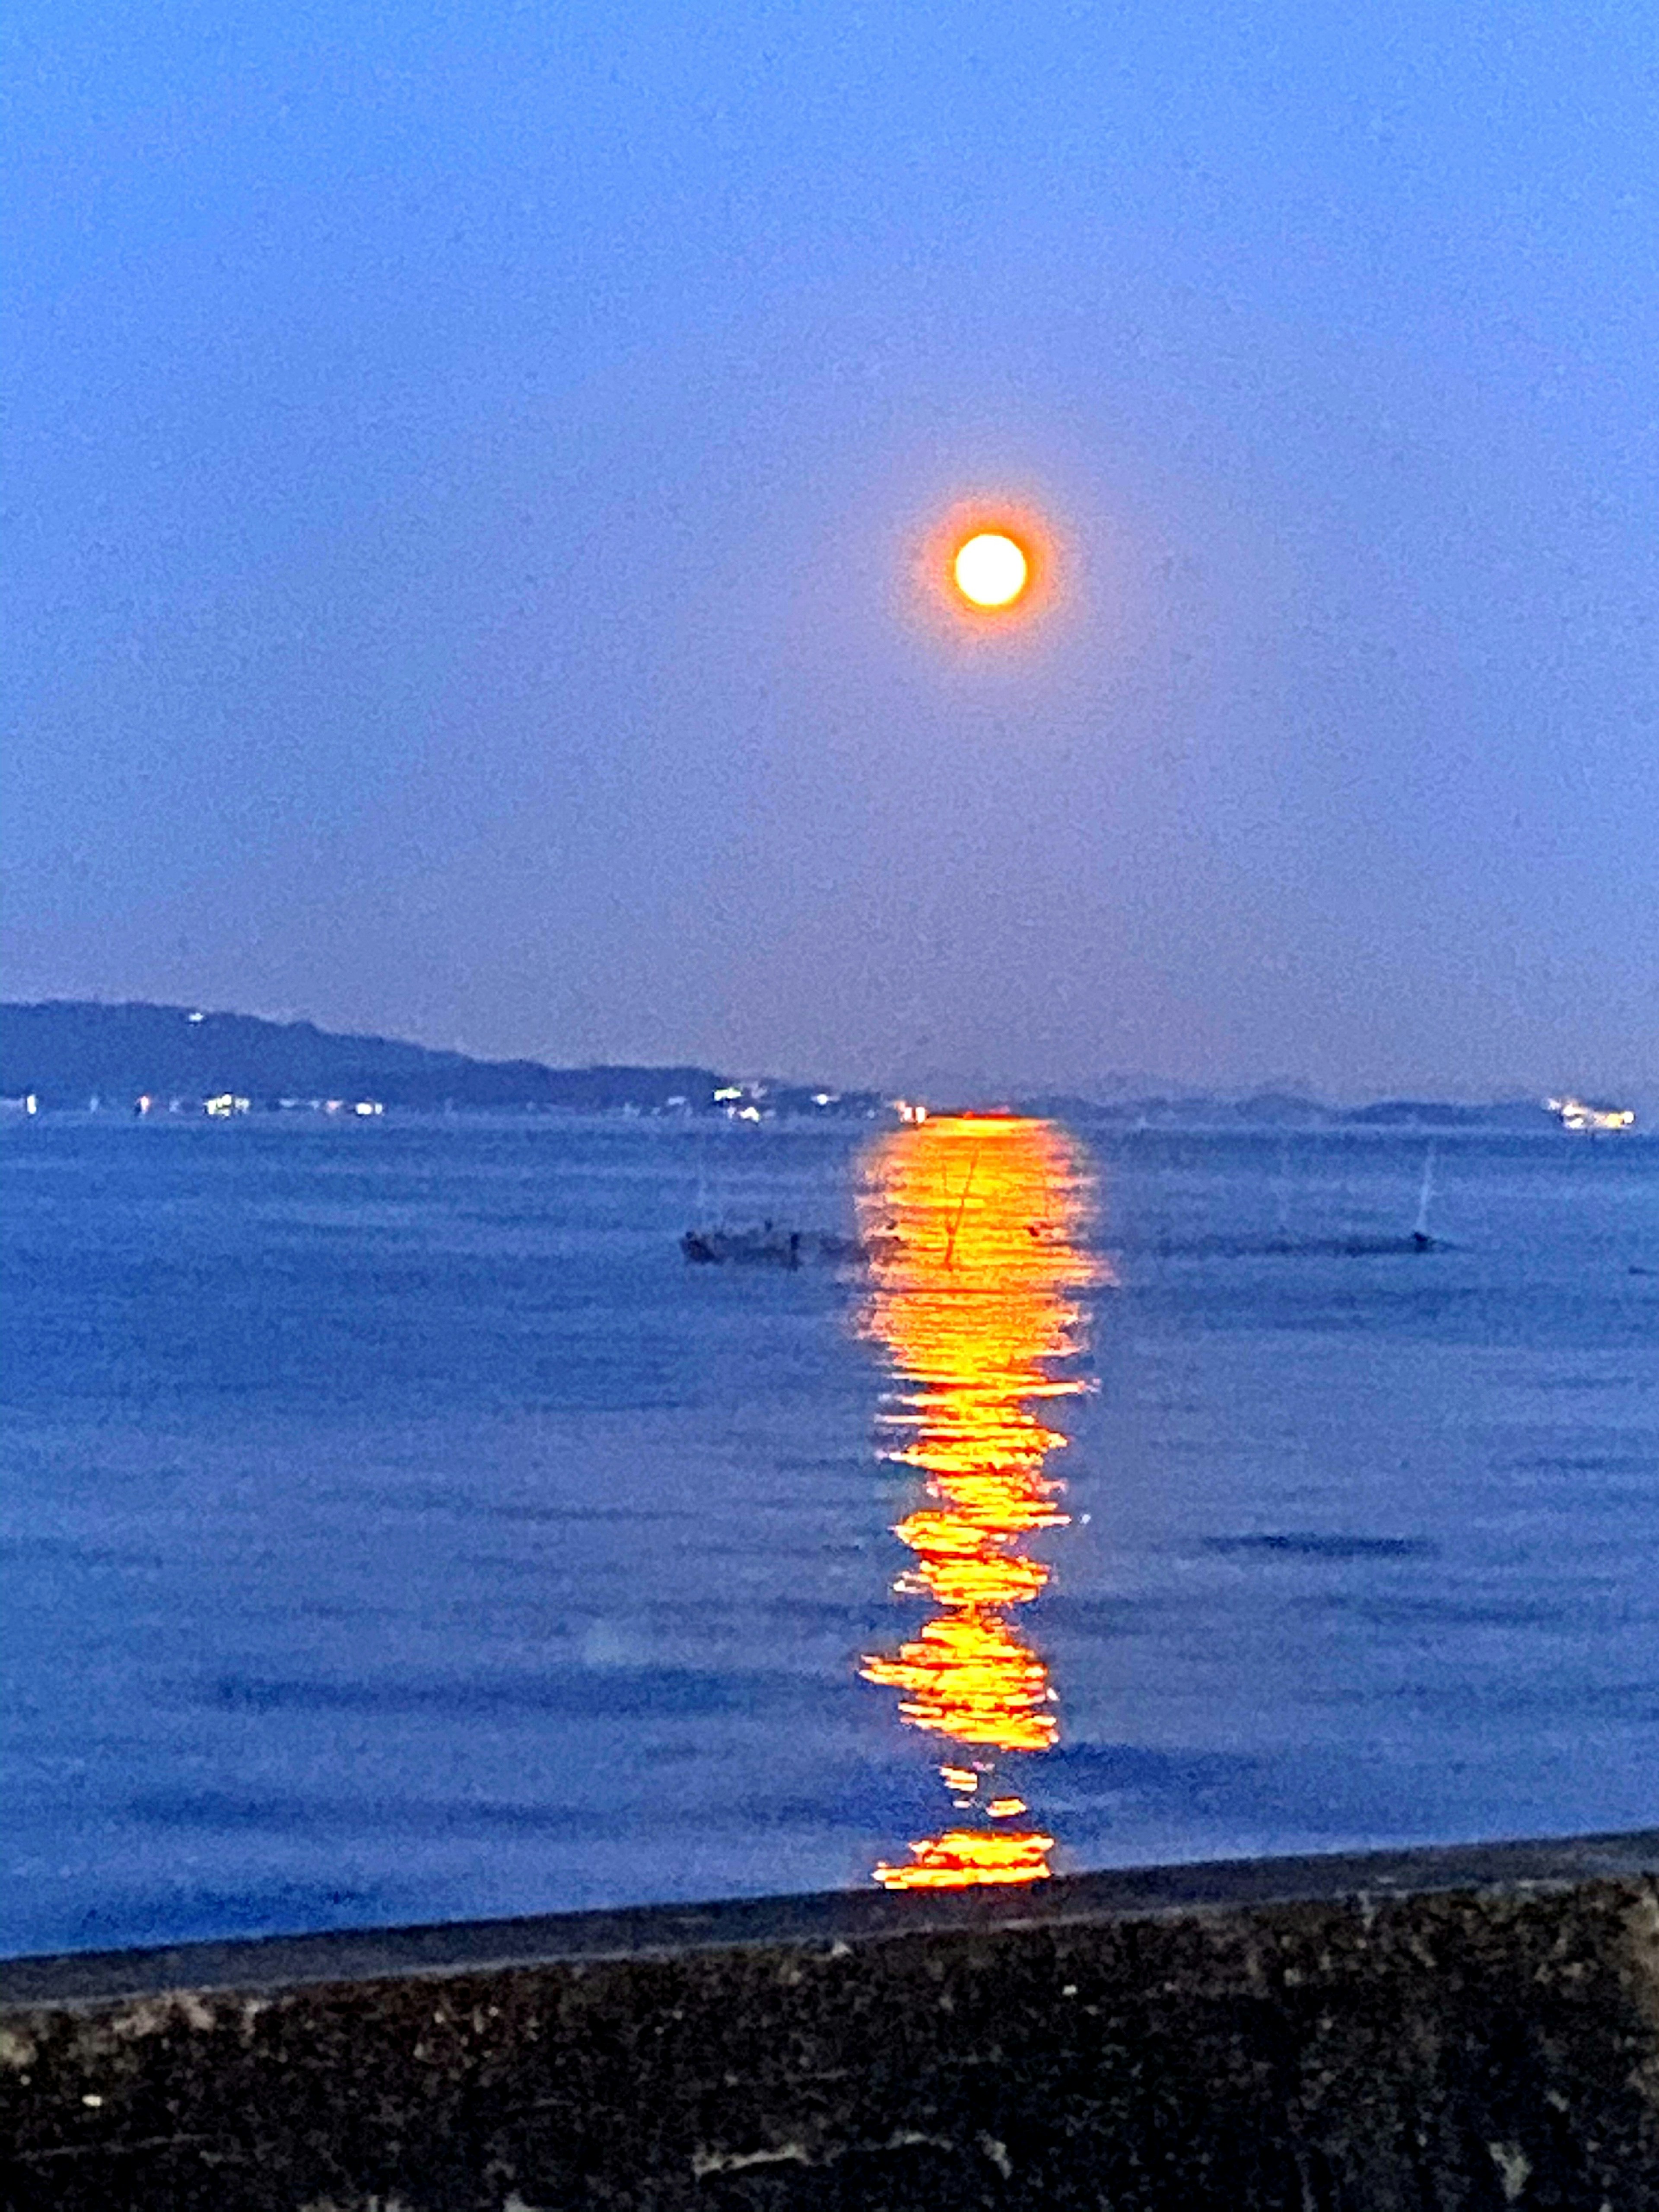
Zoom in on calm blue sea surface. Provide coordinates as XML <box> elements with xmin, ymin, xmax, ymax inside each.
<box><xmin>3</xmin><ymin>1113</ymin><xmax>1657</xmax><ymax>1954</ymax></box>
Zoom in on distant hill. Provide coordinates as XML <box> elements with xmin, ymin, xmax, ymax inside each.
<box><xmin>1017</xmin><ymin>1087</ymin><xmax>1562</xmax><ymax>1133</ymax></box>
<box><xmin>0</xmin><ymin>1001</ymin><xmax>730</xmax><ymax>1113</ymax></box>
<box><xmin>0</xmin><ymin>1001</ymin><xmax>1605</xmax><ymax>1130</ymax></box>
<box><xmin>1340</xmin><ymin>1097</ymin><xmax>1554</xmax><ymax>1130</ymax></box>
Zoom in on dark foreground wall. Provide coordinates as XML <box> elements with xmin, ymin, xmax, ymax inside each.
<box><xmin>5</xmin><ymin>1832</ymin><xmax>1659</xmax><ymax>2211</ymax></box>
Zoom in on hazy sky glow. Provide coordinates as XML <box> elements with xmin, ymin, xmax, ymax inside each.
<box><xmin>5</xmin><ymin>3</ymin><xmax>1656</xmax><ymax>1096</ymax></box>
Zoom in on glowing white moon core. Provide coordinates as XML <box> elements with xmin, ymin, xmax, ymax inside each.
<box><xmin>953</xmin><ymin>531</ymin><xmax>1029</xmax><ymax>609</ymax></box>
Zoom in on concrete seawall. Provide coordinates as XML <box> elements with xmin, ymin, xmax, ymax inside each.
<box><xmin>4</xmin><ymin>1831</ymin><xmax>1659</xmax><ymax>2209</ymax></box>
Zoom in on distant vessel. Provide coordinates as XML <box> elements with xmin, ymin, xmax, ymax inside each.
<box><xmin>1548</xmin><ymin>1095</ymin><xmax>1637</xmax><ymax>1134</ymax></box>
<box><xmin>680</xmin><ymin>1224</ymin><xmax>874</xmax><ymax>1267</ymax></box>
<box><xmin>1149</xmin><ymin>1140</ymin><xmax>1448</xmax><ymax>1260</ymax></box>
<box><xmin>681</xmin><ymin>1224</ymin><xmax>801</xmax><ymax>1267</ymax></box>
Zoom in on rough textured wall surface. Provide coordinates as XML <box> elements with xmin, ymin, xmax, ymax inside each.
<box><xmin>4</xmin><ymin>1833</ymin><xmax>1659</xmax><ymax>2210</ymax></box>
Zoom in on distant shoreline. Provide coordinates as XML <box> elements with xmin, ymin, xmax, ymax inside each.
<box><xmin>0</xmin><ymin>999</ymin><xmax>1641</xmax><ymax>1133</ymax></box>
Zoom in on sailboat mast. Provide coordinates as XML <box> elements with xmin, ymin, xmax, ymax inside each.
<box><xmin>1412</xmin><ymin>1144</ymin><xmax>1436</xmax><ymax>1239</ymax></box>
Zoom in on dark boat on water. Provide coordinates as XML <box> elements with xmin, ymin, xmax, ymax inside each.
<box><xmin>680</xmin><ymin>1224</ymin><xmax>876</xmax><ymax>1267</ymax></box>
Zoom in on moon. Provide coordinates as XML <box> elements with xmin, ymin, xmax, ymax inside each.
<box><xmin>953</xmin><ymin>531</ymin><xmax>1030</xmax><ymax>610</ymax></box>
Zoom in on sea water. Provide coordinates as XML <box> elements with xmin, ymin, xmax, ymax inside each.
<box><xmin>2</xmin><ymin>1113</ymin><xmax>1656</xmax><ymax>1954</ymax></box>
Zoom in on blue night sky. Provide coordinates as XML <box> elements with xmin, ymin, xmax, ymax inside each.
<box><xmin>5</xmin><ymin>3</ymin><xmax>1656</xmax><ymax>1097</ymax></box>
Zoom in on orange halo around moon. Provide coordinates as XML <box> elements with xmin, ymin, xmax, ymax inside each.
<box><xmin>916</xmin><ymin>498</ymin><xmax>1058</xmax><ymax>635</ymax></box>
